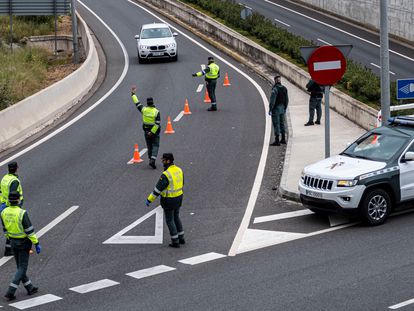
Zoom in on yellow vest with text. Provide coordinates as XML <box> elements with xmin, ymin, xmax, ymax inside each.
<box><xmin>161</xmin><ymin>165</ymin><xmax>183</xmax><ymax>198</ymax></box>
<box><xmin>0</xmin><ymin>174</ymin><xmax>23</xmax><ymax>206</ymax></box>
<box><xmin>206</xmin><ymin>63</ymin><xmax>219</xmax><ymax>80</ymax></box>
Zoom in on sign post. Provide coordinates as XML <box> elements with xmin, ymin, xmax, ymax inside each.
<box><xmin>300</xmin><ymin>45</ymin><xmax>352</xmax><ymax>158</ymax></box>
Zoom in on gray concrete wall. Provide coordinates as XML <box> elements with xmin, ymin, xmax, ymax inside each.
<box><xmin>294</xmin><ymin>0</ymin><xmax>414</xmax><ymax>42</ymax></box>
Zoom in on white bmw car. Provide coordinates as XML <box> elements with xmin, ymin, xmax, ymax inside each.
<box><xmin>135</xmin><ymin>23</ymin><xmax>178</xmax><ymax>63</ymax></box>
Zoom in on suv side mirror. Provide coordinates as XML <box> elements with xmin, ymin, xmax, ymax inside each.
<box><xmin>134</xmin><ymin>35</ymin><xmax>140</xmax><ymax>39</ymax></box>
<box><xmin>402</xmin><ymin>151</ymin><xmax>414</xmax><ymax>163</ymax></box>
<box><xmin>173</xmin><ymin>32</ymin><xmax>178</xmax><ymax>37</ymax></box>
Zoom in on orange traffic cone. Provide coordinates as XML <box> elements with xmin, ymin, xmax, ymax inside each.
<box><xmin>183</xmin><ymin>99</ymin><xmax>192</xmax><ymax>115</ymax></box>
<box><xmin>204</xmin><ymin>89</ymin><xmax>211</xmax><ymax>103</ymax></box>
<box><xmin>129</xmin><ymin>143</ymin><xmax>143</xmax><ymax>164</ymax></box>
<box><xmin>164</xmin><ymin>116</ymin><xmax>175</xmax><ymax>134</ymax></box>
<box><xmin>223</xmin><ymin>72</ymin><xmax>231</xmax><ymax>86</ymax></box>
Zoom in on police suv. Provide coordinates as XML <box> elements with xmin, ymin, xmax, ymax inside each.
<box><xmin>299</xmin><ymin>116</ymin><xmax>414</xmax><ymax>225</ymax></box>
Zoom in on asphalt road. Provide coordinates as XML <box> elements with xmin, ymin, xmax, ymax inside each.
<box><xmin>1</xmin><ymin>1</ymin><xmax>414</xmax><ymax>310</ymax></box>
<box><xmin>239</xmin><ymin>0</ymin><xmax>414</xmax><ymax>80</ymax></box>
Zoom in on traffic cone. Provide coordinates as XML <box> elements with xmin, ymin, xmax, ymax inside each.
<box><xmin>183</xmin><ymin>99</ymin><xmax>192</xmax><ymax>115</ymax></box>
<box><xmin>204</xmin><ymin>89</ymin><xmax>211</xmax><ymax>103</ymax></box>
<box><xmin>223</xmin><ymin>72</ymin><xmax>231</xmax><ymax>86</ymax></box>
<box><xmin>164</xmin><ymin>116</ymin><xmax>175</xmax><ymax>134</ymax></box>
<box><xmin>129</xmin><ymin>143</ymin><xmax>143</xmax><ymax>163</ymax></box>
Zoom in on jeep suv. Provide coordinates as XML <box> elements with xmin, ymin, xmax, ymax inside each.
<box><xmin>135</xmin><ymin>23</ymin><xmax>178</xmax><ymax>63</ymax></box>
<box><xmin>299</xmin><ymin>116</ymin><xmax>414</xmax><ymax>225</ymax></box>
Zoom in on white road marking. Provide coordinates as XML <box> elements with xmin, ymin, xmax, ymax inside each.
<box><xmin>370</xmin><ymin>62</ymin><xmax>396</xmax><ymax>75</ymax></box>
<box><xmin>238</xmin><ymin>3</ymin><xmax>252</xmax><ymax>10</ymax></box>
<box><xmin>196</xmin><ymin>84</ymin><xmax>204</xmax><ymax>92</ymax></box>
<box><xmin>126</xmin><ymin>265</ymin><xmax>176</xmax><ymax>279</ymax></box>
<box><xmin>127</xmin><ymin>0</ymin><xmax>269</xmax><ymax>258</ymax></box>
<box><xmin>9</xmin><ymin>294</ymin><xmax>62</xmax><ymax>310</ymax></box>
<box><xmin>69</xmin><ymin>279</ymin><xmax>119</xmax><ymax>294</ymax></box>
<box><xmin>314</xmin><ymin>60</ymin><xmax>341</xmax><ymax>71</ymax></box>
<box><xmin>253</xmin><ymin>209</ymin><xmax>313</xmax><ymax>224</ymax></box>
<box><xmin>274</xmin><ymin>18</ymin><xmax>290</xmax><ymax>27</ymax></box>
<box><xmin>178</xmin><ymin>252</ymin><xmax>227</xmax><ymax>265</ymax></box>
<box><xmin>0</xmin><ymin>206</ymin><xmax>79</xmax><ymax>267</ymax></box>
<box><xmin>0</xmin><ymin>1</ymin><xmax>129</xmax><ymax>169</ymax></box>
<box><xmin>103</xmin><ymin>206</ymin><xmax>163</xmax><ymax>244</ymax></box>
<box><xmin>262</xmin><ymin>0</ymin><xmax>414</xmax><ymax>63</ymax></box>
<box><xmin>173</xmin><ymin>111</ymin><xmax>184</xmax><ymax>122</ymax></box>
<box><xmin>317</xmin><ymin>38</ymin><xmax>331</xmax><ymax>45</ymax></box>
<box><xmin>127</xmin><ymin>148</ymin><xmax>148</xmax><ymax>165</ymax></box>
<box><xmin>389</xmin><ymin>298</ymin><xmax>414</xmax><ymax>309</ymax></box>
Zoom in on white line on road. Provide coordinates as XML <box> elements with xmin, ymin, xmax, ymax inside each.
<box><xmin>370</xmin><ymin>62</ymin><xmax>396</xmax><ymax>75</ymax></box>
<box><xmin>317</xmin><ymin>38</ymin><xmax>331</xmax><ymax>45</ymax></box>
<box><xmin>126</xmin><ymin>265</ymin><xmax>176</xmax><ymax>279</ymax></box>
<box><xmin>274</xmin><ymin>18</ymin><xmax>290</xmax><ymax>27</ymax></box>
<box><xmin>253</xmin><ymin>209</ymin><xmax>313</xmax><ymax>224</ymax></box>
<box><xmin>196</xmin><ymin>84</ymin><xmax>204</xmax><ymax>93</ymax></box>
<box><xmin>127</xmin><ymin>148</ymin><xmax>148</xmax><ymax>165</ymax></box>
<box><xmin>9</xmin><ymin>294</ymin><xmax>62</xmax><ymax>310</ymax></box>
<box><xmin>69</xmin><ymin>279</ymin><xmax>119</xmax><ymax>294</ymax></box>
<box><xmin>389</xmin><ymin>298</ymin><xmax>414</xmax><ymax>309</ymax></box>
<box><xmin>0</xmin><ymin>1</ymin><xmax>129</xmax><ymax>169</ymax></box>
<box><xmin>263</xmin><ymin>0</ymin><xmax>414</xmax><ymax>63</ymax></box>
<box><xmin>178</xmin><ymin>252</ymin><xmax>227</xmax><ymax>265</ymax></box>
<box><xmin>174</xmin><ymin>111</ymin><xmax>184</xmax><ymax>122</ymax></box>
<box><xmin>238</xmin><ymin>3</ymin><xmax>252</xmax><ymax>10</ymax></box>
<box><xmin>0</xmin><ymin>206</ymin><xmax>79</xmax><ymax>267</ymax></box>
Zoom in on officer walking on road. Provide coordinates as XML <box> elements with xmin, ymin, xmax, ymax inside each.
<box><xmin>146</xmin><ymin>153</ymin><xmax>185</xmax><ymax>248</ymax></box>
<box><xmin>192</xmin><ymin>56</ymin><xmax>220</xmax><ymax>111</ymax></box>
<box><xmin>131</xmin><ymin>87</ymin><xmax>161</xmax><ymax>169</ymax></box>
<box><xmin>0</xmin><ymin>162</ymin><xmax>24</xmax><ymax>256</ymax></box>
<box><xmin>269</xmin><ymin>74</ymin><xmax>289</xmax><ymax>146</ymax></box>
<box><xmin>305</xmin><ymin>79</ymin><xmax>323</xmax><ymax>126</ymax></box>
<box><xmin>1</xmin><ymin>191</ymin><xmax>41</xmax><ymax>301</ymax></box>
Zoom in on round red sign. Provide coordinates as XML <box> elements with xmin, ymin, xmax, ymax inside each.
<box><xmin>308</xmin><ymin>46</ymin><xmax>346</xmax><ymax>86</ymax></box>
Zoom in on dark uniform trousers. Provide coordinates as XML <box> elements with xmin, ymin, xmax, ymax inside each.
<box><xmin>309</xmin><ymin>96</ymin><xmax>322</xmax><ymax>123</ymax></box>
<box><xmin>161</xmin><ymin>195</ymin><xmax>184</xmax><ymax>239</ymax></box>
<box><xmin>206</xmin><ymin>79</ymin><xmax>217</xmax><ymax>104</ymax></box>
<box><xmin>144</xmin><ymin>130</ymin><xmax>160</xmax><ymax>160</ymax></box>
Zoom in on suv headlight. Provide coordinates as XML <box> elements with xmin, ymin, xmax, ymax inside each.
<box><xmin>139</xmin><ymin>45</ymin><xmax>149</xmax><ymax>50</ymax></box>
<box><xmin>166</xmin><ymin>43</ymin><xmax>176</xmax><ymax>48</ymax></box>
<box><xmin>337</xmin><ymin>180</ymin><xmax>358</xmax><ymax>187</ymax></box>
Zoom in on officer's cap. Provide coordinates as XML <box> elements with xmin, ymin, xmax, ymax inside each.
<box><xmin>146</xmin><ymin>97</ymin><xmax>154</xmax><ymax>106</ymax></box>
<box><xmin>162</xmin><ymin>153</ymin><xmax>174</xmax><ymax>162</ymax></box>
<box><xmin>274</xmin><ymin>74</ymin><xmax>281</xmax><ymax>79</ymax></box>
<box><xmin>208</xmin><ymin>56</ymin><xmax>214</xmax><ymax>61</ymax></box>
<box><xmin>8</xmin><ymin>191</ymin><xmax>20</xmax><ymax>202</ymax></box>
<box><xmin>8</xmin><ymin>162</ymin><xmax>18</xmax><ymax>172</ymax></box>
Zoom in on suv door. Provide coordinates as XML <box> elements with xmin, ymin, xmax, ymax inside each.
<box><xmin>400</xmin><ymin>140</ymin><xmax>414</xmax><ymax>201</ymax></box>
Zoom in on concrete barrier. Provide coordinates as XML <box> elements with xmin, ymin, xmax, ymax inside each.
<box><xmin>0</xmin><ymin>13</ymin><xmax>99</xmax><ymax>151</ymax></box>
<box><xmin>137</xmin><ymin>0</ymin><xmax>377</xmax><ymax>130</ymax></box>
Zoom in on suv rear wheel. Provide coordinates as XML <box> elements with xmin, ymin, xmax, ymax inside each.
<box><xmin>360</xmin><ymin>189</ymin><xmax>391</xmax><ymax>226</ymax></box>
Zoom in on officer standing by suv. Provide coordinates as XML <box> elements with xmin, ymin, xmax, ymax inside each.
<box><xmin>131</xmin><ymin>87</ymin><xmax>161</xmax><ymax>169</ymax></box>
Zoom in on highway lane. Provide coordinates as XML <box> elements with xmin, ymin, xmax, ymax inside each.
<box><xmin>0</xmin><ymin>0</ymin><xmax>272</xmax><ymax>306</ymax></box>
<box><xmin>239</xmin><ymin>0</ymin><xmax>414</xmax><ymax>80</ymax></box>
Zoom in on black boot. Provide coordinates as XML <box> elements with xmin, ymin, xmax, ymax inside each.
<box><xmin>27</xmin><ymin>286</ymin><xmax>38</xmax><ymax>296</ymax></box>
<box><xmin>178</xmin><ymin>235</ymin><xmax>185</xmax><ymax>245</ymax></box>
<box><xmin>149</xmin><ymin>159</ymin><xmax>156</xmax><ymax>169</ymax></box>
<box><xmin>207</xmin><ymin>105</ymin><xmax>217</xmax><ymax>111</ymax></box>
<box><xmin>168</xmin><ymin>238</ymin><xmax>180</xmax><ymax>248</ymax></box>
<box><xmin>280</xmin><ymin>134</ymin><xmax>286</xmax><ymax>144</ymax></box>
<box><xmin>4</xmin><ymin>293</ymin><xmax>16</xmax><ymax>301</ymax></box>
<box><xmin>270</xmin><ymin>136</ymin><xmax>280</xmax><ymax>146</ymax></box>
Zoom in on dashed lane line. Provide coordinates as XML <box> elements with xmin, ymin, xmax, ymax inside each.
<box><xmin>317</xmin><ymin>38</ymin><xmax>331</xmax><ymax>46</ymax></box>
<box><xmin>173</xmin><ymin>111</ymin><xmax>184</xmax><ymax>122</ymax></box>
<box><xmin>69</xmin><ymin>279</ymin><xmax>119</xmax><ymax>294</ymax></box>
<box><xmin>178</xmin><ymin>252</ymin><xmax>227</xmax><ymax>265</ymax></box>
<box><xmin>196</xmin><ymin>84</ymin><xmax>204</xmax><ymax>92</ymax></box>
<box><xmin>274</xmin><ymin>18</ymin><xmax>290</xmax><ymax>27</ymax></box>
<box><xmin>253</xmin><ymin>209</ymin><xmax>313</xmax><ymax>224</ymax></box>
<box><xmin>370</xmin><ymin>62</ymin><xmax>396</xmax><ymax>75</ymax></box>
<box><xmin>9</xmin><ymin>294</ymin><xmax>62</xmax><ymax>310</ymax></box>
<box><xmin>389</xmin><ymin>297</ymin><xmax>414</xmax><ymax>309</ymax></box>
<box><xmin>126</xmin><ymin>265</ymin><xmax>176</xmax><ymax>279</ymax></box>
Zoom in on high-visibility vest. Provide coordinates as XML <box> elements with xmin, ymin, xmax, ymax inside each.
<box><xmin>142</xmin><ymin>106</ymin><xmax>159</xmax><ymax>126</ymax></box>
<box><xmin>206</xmin><ymin>63</ymin><xmax>219</xmax><ymax>80</ymax></box>
<box><xmin>0</xmin><ymin>174</ymin><xmax>23</xmax><ymax>206</ymax></box>
<box><xmin>1</xmin><ymin>206</ymin><xmax>38</xmax><ymax>244</ymax></box>
<box><xmin>161</xmin><ymin>165</ymin><xmax>183</xmax><ymax>198</ymax></box>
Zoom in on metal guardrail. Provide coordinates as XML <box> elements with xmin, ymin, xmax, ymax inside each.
<box><xmin>0</xmin><ymin>0</ymin><xmax>70</xmax><ymax>16</ymax></box>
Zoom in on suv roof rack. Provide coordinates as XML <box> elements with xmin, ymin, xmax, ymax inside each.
<box><xmin>388</xmin><ymin>116</ymin><xmax>414</xmax><ymax>126</ymax></box>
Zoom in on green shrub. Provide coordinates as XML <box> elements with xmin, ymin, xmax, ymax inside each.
<box><xmin>0</xmin><ymin>16</ymin><xmax>54</xmax><ymax>42</ymax></box>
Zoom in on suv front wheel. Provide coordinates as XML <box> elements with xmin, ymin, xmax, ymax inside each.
<box><xmin>360</xmin><ymin>188</ymin><xmax>391</xmax><ymax>226</ymax></box>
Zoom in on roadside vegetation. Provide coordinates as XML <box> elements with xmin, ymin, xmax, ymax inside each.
<box><xmin>182</xmin><ymin>0</ymin><xmax>403</xmax><ymax>110</ymax></box>
<box><xmin>0</xmin><ymin>16</ymin><xmax>77</xmax><ymax>110</ymax></box>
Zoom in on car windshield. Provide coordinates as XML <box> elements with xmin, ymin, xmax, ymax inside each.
<box><xmin>341</xmin><ymin>133</ymin><xmax>408</xmax><ymax>161</ymax></box>
<box><xmin>141</xmin><ymin>27</ymin><xmax>172</xmax><ymax>39</ymax></box>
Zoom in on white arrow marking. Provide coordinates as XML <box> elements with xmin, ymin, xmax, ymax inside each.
<box><xmin>314</xmin><ymin>60</ymin><xmax>341</xmax><ymax>71</ymax></box>
<box><xmin>103</xmin><ymin>206</ymin><xmax>163</xmax><ymax>244</ymax></box>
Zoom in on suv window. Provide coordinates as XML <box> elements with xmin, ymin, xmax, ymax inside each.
<box><xmin>341</xmin><ymin>133</ymin><xmax>408</xmax><ymax>161</ymax></box>
<box><xmin>141</xmin><ymin>28</ymin><xmax>172</xmax><ymax>39</ymax></box>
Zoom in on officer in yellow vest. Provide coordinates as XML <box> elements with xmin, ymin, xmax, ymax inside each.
<box><xmin>1</xmin><ymin>191</ymin><xmax>41</xmax><ymax>301</ymax></box>
<box><xmin>192</xmin><ymin>56</ymin><xmax>220</xmax><ymax>111</ymax></box>
<box><xmin>0</xmin><ymin>162</ymin><xmax>24</xmax><ymax>256</ymax></box>
<box><xmin>146</xmin><ymin>153</ymin><xmax>185</xmax><ymax>248</ymax></box>
<box><xmin>131</xmin><ymin>87</ymin><xmax>161</xmax><ymax>169</ymax></box>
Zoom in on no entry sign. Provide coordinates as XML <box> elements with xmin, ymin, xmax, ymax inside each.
<box><xmin>308</xmin><ymin>46</ymin><xmax>346</xmax><ymax>86</ymax></box>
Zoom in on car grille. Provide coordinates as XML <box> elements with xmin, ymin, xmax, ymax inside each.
<box><xmin>150</xmin><ymin>45</ymin><xmax>166</xmax><ymax>51</ymax></box>
<box><xmin>303</xmin><ymin>175</ymin><xmax>333</xmax><ymax>190</ymax></box>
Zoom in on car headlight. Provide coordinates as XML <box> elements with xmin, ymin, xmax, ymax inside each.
<box><xmin>139</xmin><ymin>45</ymin><xmax>149</xmax><ymax>50</ymax></box>
<box><xmin>337</xmin><ymin>180</ymin><xmax>358</xmax><ymax>187</ymax></box>
<box><xmin>166</xmin><ymin>43</ymin><xmax>176</xmax><ymax>48</ymax></box>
